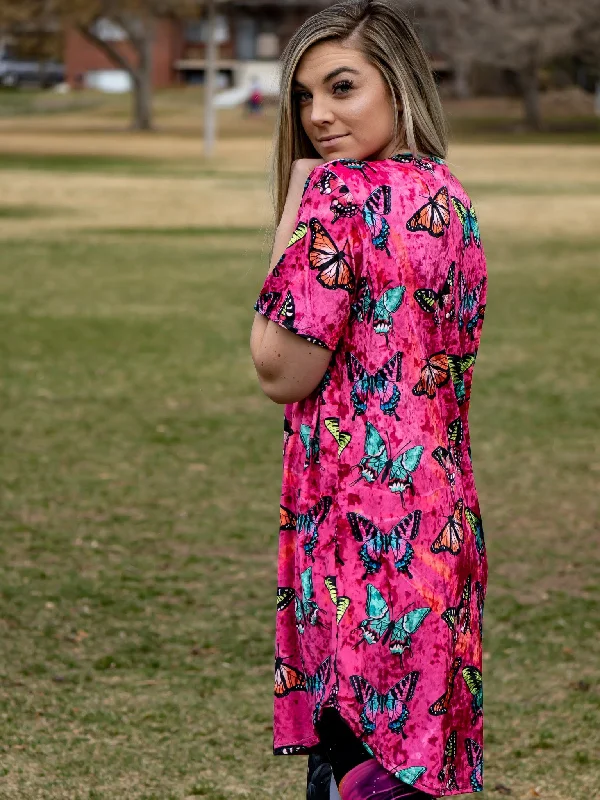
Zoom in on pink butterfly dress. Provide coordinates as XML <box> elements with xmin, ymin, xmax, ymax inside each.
<box><xmin>254</xmin><ymin>154</ymin><xmax>488</xmax><ymax>796</ymax></box>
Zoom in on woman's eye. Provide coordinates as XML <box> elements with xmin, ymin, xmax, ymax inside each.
<box><xmin>294</xmin><ymin>91</ymin><xmax>311</xmax><ymax>103</ymax></box>
<box><xmin>333</xmin><ymin>80</ymin><xmax>353</xmax><ymax>95</ymax></box>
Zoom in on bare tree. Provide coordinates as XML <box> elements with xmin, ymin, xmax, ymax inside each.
<box><xmin>427</xmin><ymin>0</ymin><xmax>581</xmax><ymax>129</ymax></box>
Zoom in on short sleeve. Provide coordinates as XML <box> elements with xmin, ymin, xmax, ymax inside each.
<box><xmin>254</xmin><ymin>164</ymin><xmax>362</xmax><ymax>351</ymax></box>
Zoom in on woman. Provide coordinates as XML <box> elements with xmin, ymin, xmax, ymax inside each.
<box><xmin>250</xmin><ymin>2</ymin><xmax>488</xmax><ymax>798</ymax></box>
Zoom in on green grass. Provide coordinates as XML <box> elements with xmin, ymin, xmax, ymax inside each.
<box><xmin>0</xmin><ymin>204</ymin><xmax>61</xmax><ymax>220</ymax></box>
<box><xmin>0</xmin><ymin>224</ymin><xmax>598</xmax><ymax>799</ymax></box>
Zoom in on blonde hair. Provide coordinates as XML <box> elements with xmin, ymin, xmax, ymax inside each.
<box><xmin>271</xmin><ymin>0</ymin><xmax>448</xmax><ymax>223</ymax></box>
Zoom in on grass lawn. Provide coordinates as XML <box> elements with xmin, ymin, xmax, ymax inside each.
<box><xmin>0</xmin><ymin>98</ymin><xmax>599</xmax><ymax>799</ymax></box>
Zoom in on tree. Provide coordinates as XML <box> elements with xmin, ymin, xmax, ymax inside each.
<box><xmin>426</xmin><ymin>0</ymin><xmax>582</xmax><ymax>129</ymax></box>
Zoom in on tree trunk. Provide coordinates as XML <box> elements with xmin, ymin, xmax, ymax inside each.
<box><xmin>518</xmin><ymin>63</ymin><xmax>542</xmax><ymax>131</ymax></box>
<box><xmin>131</xmin><ymin>21</ymin><xmax>153</xmax><ymax>131</ymax></box>
<box><xmin>452</xmin><ymin>56</ymin><xmax>472</xmax><ymax>100</ymax></box>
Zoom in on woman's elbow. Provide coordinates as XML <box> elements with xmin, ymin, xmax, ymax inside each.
<box><xmin>258</xmin><ymin>375</ymin><xmax>311</xmax><ymax>405</ymax></box>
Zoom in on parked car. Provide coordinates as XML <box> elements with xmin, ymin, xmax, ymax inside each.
<box><xmin>0</xmin><ymin>57</ymin><xmax>64</xmax><ymax>88</ymax></box>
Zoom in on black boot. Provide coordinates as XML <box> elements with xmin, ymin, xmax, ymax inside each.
<box><xmin>307</xmin><ymin>753</ymin><xmax>333</xmax><ymax>800</ymax></box>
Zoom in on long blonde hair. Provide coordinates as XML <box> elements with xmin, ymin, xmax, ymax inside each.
<box><xmin>271</xmin><ymin>0</ymin><xmax>448</xmax><ymax>224</ymax></box>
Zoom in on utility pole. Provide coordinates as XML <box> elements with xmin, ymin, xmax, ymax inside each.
<box><xmin>203</xmin><ymin>0</ymin><xmax>217</xmax><ymax>158</ymax></box>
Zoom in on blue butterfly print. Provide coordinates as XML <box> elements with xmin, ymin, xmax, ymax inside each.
<box><xmin>281</xmin><ymin>497</ymin><xmax>332</xmax><ymax>561</ymax></box>
<box><xmin>300</xmin><ymin>419</ymin><xmax>320</xmax><ymax>469</ymax></box>
<box><xmin>474</xmin><ymin>580</ymin><xmax>485</xmax><ymax>638</ymax></box>
<box><xmin>462</xmin><ymin>665</ymin><xmax>483</xmax><ymax>724</ymax></box>
<box><xmin>458</xmin><ymin>272</ymin><xmax>486</xmax><ymax>336</ymax></box>
<box><xmin>465</xmin><ymin>738</ymin><xmax>483</xmax><ymax>792</ymax></box>
<box><xmin>352</xmin><ymin>583</ymin><xmax>431</xmax><ymax>665</ymax></box>
<box><xmin>351</xmin><ymin>276</ymin><xmax>405</xmax><ymax>344</ymax></box>
<box><xmin>295</xmin><ymin>567</ymin><xmax>324</xmax><ymax>635</ymax></box>
<box><xmin>451</xmin><ymin>197</ymin><xmax>481</xmax><ymax>248</ymax></box>
<box><xmin>346</xmin><ymin>511</ymin><xmax>421</xmax><ymax>578</ymax></box>
<box><xmin>352</xmin><ymin>422</ymin><xmax>424</xmax><ymax>497</ymax></box>
<box><xmin>349</xmin><ymin>671</ymin><xmax>419</xmax><ymax>738</ymax></box>
<box><xmin>305</xmin><ymin>655</ymin><xmax>331</xmax><ymax>725</ymax></box>
<box><xmin>362</xmin><ymin>185</ymin><xmax>392</xmax><ymax>255</ymax></box>
<box><xmin>345</xmin><ymin>351</ymin><xmax>403</xmax><ymax>420</ymax></box>
<box><xmin>390</xmin><ymin>153</ymin><xmax>436</xmax><ymax>172</ymax></box>
<box><xmin>465</xmin><ymin>505</ymin><xmax>485</xmax><ymax>556</ymax></box>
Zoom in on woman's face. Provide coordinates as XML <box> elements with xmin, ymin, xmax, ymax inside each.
<box><xmin>293</xmin><ymin>39</ymin><xmax>401</xmax><ymax>162</ymax></box>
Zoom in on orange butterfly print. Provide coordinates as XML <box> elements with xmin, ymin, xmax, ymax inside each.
<box><xmin>280</xmin><ymin>505</ymin><xmax>297</xmax><ymax>531</ymax></box>
<box><xmin>406</xmin><ymin>186</ymin><xmax>450</xmax><ymax>238</ymax></box>
<box><xmin>308</xmin><ymin>218</ymin><xmax>355</xmax><ymax>292</ymax></box>
<box><xmin>274</xmin><ymin>654</ymin><xmax>306</xmax><ymax>697</ymax></box>
<box><xmin>412</xmin><ymin>351</ymin><xmax>450</xmax><ymax>399</ymax></box>
<box><xmin>431</xmin><ymin>499</ymin><xmax>464</xmax><ymax>555</ymax></box>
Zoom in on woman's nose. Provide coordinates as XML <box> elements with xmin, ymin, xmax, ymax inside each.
<box><xmin>310</xmin><ymin>94</ymin><xmax>335</xmax><ymax>125</ymax></box>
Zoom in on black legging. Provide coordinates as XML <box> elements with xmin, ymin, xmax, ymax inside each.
<box><xmin>315</xmin><ymin>708</ymin><xmax>433</xmax><ymax>798</ymax></box>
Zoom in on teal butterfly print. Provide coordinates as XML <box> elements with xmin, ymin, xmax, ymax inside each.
<box><xmin>394</xmin><ymin>767</ymin><xmax>427</xmax><ymax>785</ymax></box>
<box><xmin>452</xmin><ymin>197</ymin><xmax>481</xmax><ymax>248</ymax></box>
<box><xmin>463</xmin><ymin>665</ymin><xmax>483</xmax><ymax>724</ymax></box>
<box><xmin>362</xmin><ymin>185</ymin><xmax>392</xmax><ymax>255</ymax></box>
<box><xmin>465</xmin><ymin>505</ymin><xmax>485</xmax><ymax>556</ymax></box>
<box><xmin>474</xmin><ymin>580</ymin><xmax>485</xmax><ymax>638</ymax></box>
<box><xmin>465</xmin><ymin>738</ymin><xmax>483</xmax><ymax>792</ymax></box>
<box><xmin>330</xmin><ymin>158</ymin><xmax>375</xmax><ymax>182</ymax></box>
<box><xmin>391</xmin><ymin>152</ymin><xmax>435</xmax><ymax>173</ymax></box>
<box><xmin>297</xmin><ymin>496</ymin><xmax>331</xmax><ymax>561</ymax></box>
<box><xmin>437</xmin><ymin>730</ymin><xmax>459</xmax><ymax>792</ymax></box>
<box><xmin>295</xmin><ymin>567</ymin><xmax>324</xmax><ymax>635</ymax></box>
<box><xmin>352</xmin><ymin>583</ymin><xmax>431</xmax><ymax>664</ymax></box>
<box><xmin>345</xmin><ymin>351</ymin><xmax>403</xmax><ymax>420</ymax></box>
<box><xmin>346</xmin><ymin>511</ymin><xmax>421</xmax><ymax>578</ymax></box>
<box><xmin>350</xmin><ymin>671</ymin><xmax>419</xmax><ymax>737</ymax></box>
<box><xmin>351</xmin><ymin>276</ymin><xmax>405</xmax><ymax>344</ymax></box>
<box><xmin>447</xmin><ymin>416</ymin><xmax>463</xmax><ymax>473</ymax></box>
<box><xmin>299</xmin><ymin>411</ymin><xmax>320</xmax><ymax>469</ymax></box>
<box><xmin>458</xmin><ymin>271</ymin><xmax>486</xmax><ymax>338</ymax></box>
<box><xmin>353</xmin><ymin>422</ymin><xmax>423</xmax><ymax>497</ymax></box>
<box><xmin>448</xmin><ymin>352</ymin><xmax>477</xmax><ymax>405</ymax></box>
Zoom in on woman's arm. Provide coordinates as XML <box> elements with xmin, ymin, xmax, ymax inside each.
<box><xmin>251</xmin><ymin>159</ymin><xmax>331</xmax><ymax>404</ymax></box>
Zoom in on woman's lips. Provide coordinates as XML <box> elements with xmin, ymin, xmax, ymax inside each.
<box><xmin>318</xmin><ymin>134</ymin><xmax>349</xmax><ymax>147</ymax></box>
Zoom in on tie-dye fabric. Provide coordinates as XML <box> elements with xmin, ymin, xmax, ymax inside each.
<box><xmin>254</xmin><ymin>154</ymin><xmax>488</xmax><ymax>797</ymax></box>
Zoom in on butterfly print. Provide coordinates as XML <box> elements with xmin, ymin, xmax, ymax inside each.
<box><xmin>305</xmin><ymin>655</ymin><xmax>331</xmax><ymax>725</ymax></box>
<box><xmin>314</xmin><ymin>169</ymin><xmax>360</xmax><ymax>222</ymax></box>
<box><xmin>276</xmin><ymin>586</ymin><xmax>295</xmax><ymax>612</ymax></box>
<box><xmin>329</xmin><ymin>158</ymin><xmax>375</xmax><ymax>182</ymax></box>
<box><xmin>452</xmin><ymin>197</ymin><xmax>481</xmax><ymax>248</ymax></box>
<box><xmin>431</xmin><ymin>499</ymin><xmax>465</xmax><ymax>555</ymax></box>
<box><xmin>279</xmin><ymin>497</ymin><xmax>332</xmax><ymax>561</ymax></box>
<box><xmin>283</xmin><ymin>416</ymin><xmax>293</xmax><ymax>456</ymax></box>
<box><xmin>394</xmin><ymin>767</ymin><xmax>428</xmax><ymax>786</ymax></box>
<box><xmin>412</xmin><ymin>351</ymin><xmax>450</xmax><ymax>399</ymax></box>
<box><xmin>463</xmin><ymin>665</ymin><xmax>483</xmax><ymax>724</ymax></box>
<box><xmin>324</xmin><ymin>575</ymin><xmax>350</xmax><ymax>623</ymax></box>
<box><xmin>447</xmin><ymin>417</ymin><xmax>464</xmax><ymax>473</ymax></box>
<box><xmin>458</xmin><ymin>272</ymin><xmax>486</xmax><ymax>335</ymax></box>
<box><xmin>273</xmin><ymin>744</ymin><xmax>311</xmax><ymax>755</ymax></box>
<box><xmin>295</xmin><ymin>567</ymin><xmax>325</xmax><ymax>635</ymax></box>
<box><xmin>362</xmin><ymin>185</ymin><xmax>392</xmax><ymax>254</ymax></box>
<box><xmin>274</xmin><ymin>653</ymin><xmax>306</xmax><ymax>697</ymax></box>
<box><xmin>465</xmin><ymin>506</ymin><xmax>485</xmax><ymax>556</ymax></box>
<box><xmin>347</xmin><ymin>511</ymin><xmax>420</xmax><ymax>579</ymax></box>
<box><xmin>324</xmin><ymin>417</ymin><xmax>352</xmax><ymax>457</ymax></box>
<box><xmin>474</xmin><ymin>580</ymin><xmax>485</xmax><ymax>638</ymax></box>
<box><xmin>352</xmin><ymin>583</ymin><xmax>431</xmax><ymax>665</ymax></box>
<box><xmin>441</xmin><ymin>575</ymin><xmax>472</xmax><ymax>644</ymax></box>
<box><xmin>352</xmin><ymin>423</ymin><xmax>423</xmax><ymax>497</ymax></box>
<box><xmin>390</xmin><ymin>152</ymin><xmax>436</xmax><ymax>172</ymax></box>
<box><xmin>406</xmin><ymin>186</ymin><xmax>450</xmax><ymax>238</ymax></box>
<box><xmin>346</xmin><ymin>351</ymin><xmax>403</xmax><ymax>420</ymax></box>
<box><xmin>308</xmin><ymin>218</ymin><xmax>355</xmax><ymax>292</ymax></box>
<box><xmin>299</xmin><ymin>415</ymin><xmax>320</xmax><ymax>469</ymax></box>
<box><xmin>351</xmin><ymin>276</ymin><xmax>405</xmax><ymax>344</ymax></box>
<box><xmin>431</xmin><ymin>445</ymin><xmax>456</xmax><ymax>487</ymax></box>
<box><xmin>278</xmin><ymin>290</ymin><xmax>297</xmax><ymax>332</ymax></box>
<box><xmin>350</xmin><ymin>671</ymin><xmax>420</xmax><ymax>738</ymax></box>
<box><xmin>255</xmin><ymin>291</ymin><xmax>281</xmax><ymax>317</ymax></box>
<box><xmin>448</xmin><ymin>353</ymin><xmax>477</xmax><ymax>405</ymax></box>
<box><xmin>428</xmin><ymin>656</ymin><xmax>462</xmax><ymax>715</ymax></box>
<box><xmin>414</xmin><ymin>261</ymin><xmax>455</xmax><ymax>325</ymax></box>
<box><xmin>465</xmin><ymin>738</ymin><xmax>484</xmax><ymax>792</ymax></box>
<box><xmin>437</xmin><ymin>730</ymin><xmax>459</xmax><ymax>792</ymax></box>
<box><xmin>287</xmin><ymin>221</ymin><xmax>308</xmax><ymax>247</ymax></box>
